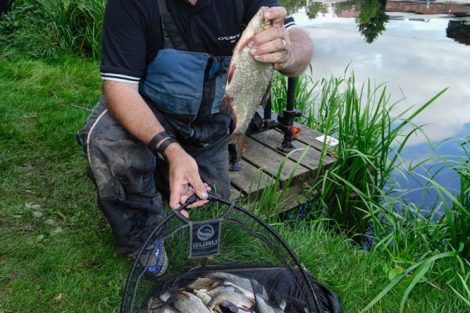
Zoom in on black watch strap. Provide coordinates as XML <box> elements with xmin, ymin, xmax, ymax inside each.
<box><xmin>156</xmin><ymin>137</ymin><xmax>176</xmax><ymax>159</ymax></box>
<box><xmin>148</xmin><ymin>131</ymin><xmax>170</xmax><ymax>155</ymax></box>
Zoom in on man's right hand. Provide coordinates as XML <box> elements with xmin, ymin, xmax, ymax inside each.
<box><xmin>164</xmin><ymin>143</ymin><xmax>210</xmax><ymax>217</ymax></box>
<box><xmin>104</xmin><ymin>81</ymin><xmax>209</xmax><ymax>218</ymax></box>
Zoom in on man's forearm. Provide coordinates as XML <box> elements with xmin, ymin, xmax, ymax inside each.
<box><xmin>281</xmin><ymin>27</ymin><xmax>314</xmax><ymax>77</ymax></box>
<box><xmin>104</xmin><ymin>81</ymin><xmax>165</xmax><ymax>145</ymax></box>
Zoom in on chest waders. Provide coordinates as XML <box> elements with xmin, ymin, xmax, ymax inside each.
<box><xmin>139</xmin><ymin>0</ymin><xmax>232</xmax><ymax>147</ymax></box>
<box><xmin>76</xmin><ymin>0</ymin><xmax>232</xmax><ymax>255</ymax></box>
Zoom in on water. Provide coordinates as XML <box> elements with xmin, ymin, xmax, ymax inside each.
<box><xmin>289</xmin><ymin>0</ymin><xmax>470</xmax><ymax>209</ymax></box>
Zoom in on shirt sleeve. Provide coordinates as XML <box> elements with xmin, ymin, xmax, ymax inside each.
<box><xmin>100</xmin><ymin>0</ymin><xmax>149</xmax><ymax>84</ymax></box>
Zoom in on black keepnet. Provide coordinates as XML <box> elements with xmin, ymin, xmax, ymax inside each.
<box><xmin>120</xmin><ymin>192</ymin><xmax>340</xmax><ymax>313</ymax></box>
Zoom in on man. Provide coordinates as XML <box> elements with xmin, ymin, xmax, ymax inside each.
<box><xmin>77</xmin><ymin>0</ymin><xmax>313</xmax><ymax>276</ymax></box>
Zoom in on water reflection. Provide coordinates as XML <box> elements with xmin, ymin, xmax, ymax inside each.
<box><xmin>357</xmin><ymin>0</ymin><xmax>389</xmax><ymax>43</ymax></box>
<box><xmin>447</xmin><ymin>20</ymin><xmax>470</xmax><ymax>44</ymax></box>
<box><xmin>282</xmin><ymin>0</ymin><xmax>470</xmax><ymax>207</ymax></box>
<box><xmin>283</xmin><ymin>0</ymin><xmax>470</xmax><ymax>44</ymax></box>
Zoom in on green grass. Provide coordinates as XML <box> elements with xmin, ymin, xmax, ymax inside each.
<box><xmin>0</xmin><ymin>0</ymin><xmax>104</xmax><ymax>59</ymax></box>
<box><xmin>1</xmin><ymin>55</ymin><xmax>468</xmax><ymax>312</ymax></box>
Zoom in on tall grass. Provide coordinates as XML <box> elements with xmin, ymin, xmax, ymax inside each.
<box><xmin>0</xmin><ymin>0</ymin><xmax>104</xmax><ymax>58</ymax></box>
<box><xmin>272</xmin><ymin>70</ymin><xmax>447</xmax><ymax>238</ymax></box>
<box><xmin>271</xmin><ymin>71</ymin><xmax>469</xmax><ymax>310</ymax></box>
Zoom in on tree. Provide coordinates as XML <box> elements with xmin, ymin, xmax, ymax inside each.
<box><xmin>357</xmin><ymin>0</ymin><xmax>389</xmax><ymax>43</ymax></box>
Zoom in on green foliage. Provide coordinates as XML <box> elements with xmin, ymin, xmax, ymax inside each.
<box><xmin>278</xmin><ymin>0</ymin><xmax>307</xmax><ymax>14</ymax></box>
<box><xmin>0</xmin><ymin>0</ymin><xmax>104</xmax><ymax>58</ymax></box>
<box><xmin>273</xmin><ymin>69</ymin><xmax>446</xmax><ymax>239</ymax></box>
<box><xmin>357</xmin><ymin>0</ymin><xmax>390</xmax><ymax>43</ymax></box>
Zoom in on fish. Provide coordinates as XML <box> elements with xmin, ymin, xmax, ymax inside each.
<box><xmin>206</xmin><ymin>271</ymin><xmax>269</xmax><ymax>300</ymax></box>
<box><xmin>223</xmin><ymin>6</ymin><xmax>274</xmax><ymax>171</ymax></box>
<box><xmin>207</xmin><ymin>286</ymin><xmax>255</xmax><ymax>311</ymax></box>
<box><xmin>153</xmin><ymin>304</ymin><xmax>182</xmax><ymax>313</ymax></box>
<box><xmin>256</xmin><ymin>296</ymin><xmax>285</xmax><ymax>313</ymax></box>
<box><xmin>192</xmin><ymin>288</ymin><xmax>212</xmax><ymax>304</ymax></box>
<box><xmin>206</xmin><ymin>272</ymin><xmax>254</xmax><ymax>293</ymax></box>
<box><xmin>144</xmin><ymin>295</ymin><xmax>181</xmax><ymax>313</ymax></box>
<box><xmin>171</xmin><ymin>290</ymin><xmax>213</xmax><ymax>313</ymax></box>
<box><xmin>187</xmin><ymin>277</ymin><xmax>218</xmax><ymax>291</ymax></box>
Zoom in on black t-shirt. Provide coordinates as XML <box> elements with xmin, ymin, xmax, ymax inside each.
<box><xmin>100</xmin><ymin>0</ymin><xmax>294</xmax><ymax>84</ymax></box>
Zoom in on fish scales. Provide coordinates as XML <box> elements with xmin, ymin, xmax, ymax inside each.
<box><xmin>226</xmin><ymin>47</ymin><xmax>273</xmax><ymax>135</ymax></box>
<box><xmin>224</xmin><ymin>7</ymin><xmax>274</xmax><ymax>170</ymax></box>
<box><xmin>171</xmin><ymin>291</ymin><xmax>213</xmax><ymax>313</ymax></box>
<box><xmin>225</xmin><ymin>6</ymin><xmax>273</xmax><ymax>134</ymax></box>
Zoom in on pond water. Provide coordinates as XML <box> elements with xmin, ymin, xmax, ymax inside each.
<box><xmin>289</xmin><ymin>0</ymin><xmax>470</xmax><ymax>209</ymax></box>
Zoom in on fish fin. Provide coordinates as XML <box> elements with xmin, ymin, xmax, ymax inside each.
<box><xmin>220</xmin><ymin>95</ymin><xmax>237</xmax><ymax>129</ymax></box>
<box><xmin>227</xmin><ymin>62</ymin><xmax>236</xmax><ymax>84</ymax></box>
<box><xmin>260</xmin><ymin>82</ymin><xmax>272</xmax><ymax>108</ymax></box>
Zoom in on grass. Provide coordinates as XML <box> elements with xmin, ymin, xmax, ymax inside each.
<box><xmin>1</xmin><ymin>54</ymin><xmax>468</xmax><ymax>313</ymax></box>
<box><xmin>0</xmin><ymin>0</ymin><xmax>104</xmax><ymax>59</ymax></box>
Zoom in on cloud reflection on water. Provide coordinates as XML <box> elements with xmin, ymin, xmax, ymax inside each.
<box><xmin>295</xmin><ymin>11</ymin><xmax>470</xmax><ymax>148</ymax></box>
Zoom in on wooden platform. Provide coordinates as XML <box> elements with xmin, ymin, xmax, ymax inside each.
<box><xmin>228</xmin><ymin>123</ymin><xmax>336</xmax><ymax>213</ymax></box>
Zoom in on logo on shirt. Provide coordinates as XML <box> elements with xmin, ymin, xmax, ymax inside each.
<box><xmin>218</xmin><ymin>33</ymin><xmax>241</xmax><ymax>43</ymax></box>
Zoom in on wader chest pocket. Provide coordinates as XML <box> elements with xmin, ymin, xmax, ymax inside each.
<box><xmin>139</xmin><ymin>49</ymin><xmax>208</xmax><ymax>116</ymax></box>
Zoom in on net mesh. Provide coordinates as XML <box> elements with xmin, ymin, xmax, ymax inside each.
<box><xmin>120</xmin><ymin>193</ymin><xmax>328</xmax><ymax>313</ymax></box>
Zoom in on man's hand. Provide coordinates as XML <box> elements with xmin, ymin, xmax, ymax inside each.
<box><xmin>165</xmin><ymin>143</ymin><xmax>210</xmax><ymax>218</ymax></box>
<box><xmin>249</xmin><ymin>6</ymin><xmax>314</xmax><ymax>76</ymax></box>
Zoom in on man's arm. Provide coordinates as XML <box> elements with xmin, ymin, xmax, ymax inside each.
<box><xmin>103</xmin><ymin>81</ymin><xmax>209</xmax><ymax>214</ymax></box>
<box><xmin>249</xmin><ymin>6</ymin><xmax>314</xmax><ymax>77</ymax></box>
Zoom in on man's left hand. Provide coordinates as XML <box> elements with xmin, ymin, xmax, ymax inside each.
<box><xmin>249</xmin><ymin>6</ymin><xmax>291</xmax><ymax>71</ymax></box>
<box><xmin>249</xmin><ymin>6</ymin><xmax>314</xmax><ymax>77</ymax></box>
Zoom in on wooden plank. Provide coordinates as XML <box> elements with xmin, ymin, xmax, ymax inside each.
<box><xmin>227</xmin><ymin>110</ymin><xmax>339</xmax><ymax>213</ymax></box>
<box><xmin>229</xmin><ymin>186</ymin><xmax>243</xmax><ymax>201</ymax></box>
<box><xmin>229</xmin><ymin>159</ymin><xmax>274</xmax><ymax>195</ymax></box>
<box><xmin>242</xmin><ymin>137</ymin><xmax>311</xmax><ymax>185</ymax></box>
<box><xmin>249</xmin><ymin>129</ymin><xmax>334</xmax><ymax>172</ymax></box>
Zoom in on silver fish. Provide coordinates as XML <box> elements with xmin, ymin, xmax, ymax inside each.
<box><xmin>206</xmin><ymin>272</ymin><xmax>254</xmax><ymax>293</ymax></box>
<box><xmin>192</xmin><ymin>288</ymin><xmax>212</xmax><ymax>304</ymax></box>
<box><xmin>144</xmin><ymin>296</ymin><xmax>181</xmax><ymax>313</ymax></box>
<box><xmin>206</xmin><ymin>271</ymin><xmax>269</xmax><ymax>300</ymax></box>
<box><xmin>256</xmin><ymin>296</ymin><xmax>285</xmax><ymax>313</ymax></box>
<box><xmin>187</xmin><ymin>277</ymin><xmax>218</xmax><ymax>291</ymax></box>
<box><xmin>153</xmin><ymin>304</ymin><xmax>181</xmax><ymax>313</ymax></box>
<box><xmin>223</xmin><ymin>6</ymin><xmax>274</xmax><ymax>170</ymax></box>
<box><xmin>171</xmin><ymin>290</ymin><xmax>213</xmax><ymax>313</ymax></box>
<box><xmin>207</xmin><ymin>286</ymin><xmax>255</xmax><ymax>311</ymax></box>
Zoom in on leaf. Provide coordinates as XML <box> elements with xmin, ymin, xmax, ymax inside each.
<box><xmin>400</xmin><ymin>259</ymin><xmax>432</xmax><ymax>312</ymax></box>
<box><xmin>388</xmin><ymin>265</ymin><xmax>404</xmax><ymax>281</ymax></box>
<box><xmin>361</xmin><ymin>251</ymin><xmax>457</xmax><ymax>313</ymax></box>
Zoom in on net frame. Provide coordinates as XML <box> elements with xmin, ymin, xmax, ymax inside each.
<box><xmin>120</xmin><ymin>192</ymin><xmax>322</xmax><ymax>312</ymax></box>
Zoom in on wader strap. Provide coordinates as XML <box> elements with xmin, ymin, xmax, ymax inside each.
<box><xmin>157</xmin><ymin>0</ymin><xmax>189</xmax><ymax>51</ymax></box>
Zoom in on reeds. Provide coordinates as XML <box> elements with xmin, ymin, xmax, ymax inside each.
<box><xmin>272</xmin><ymin>69</ymin><xmax>446</xmax><ymax>238</ymax></box>
<box><xmin>271</xmin><ymin>69</ymin><xmax>469</xmax><ymax>309</ymax></box>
